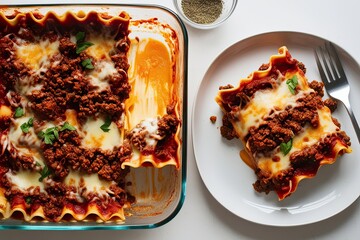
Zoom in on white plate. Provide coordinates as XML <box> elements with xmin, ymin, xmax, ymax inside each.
<box><xmin>192</xmin><ymin>31</ymin><xmax>360</xmax><ymax>226</ymax></box>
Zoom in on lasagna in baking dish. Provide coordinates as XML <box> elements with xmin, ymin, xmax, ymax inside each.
<box><xmin>216</xmin><ymin>46</ymin><xmax>351</xmax><ymax>200</ymax></box>
<box><xmin>0</xmin><ymin>10</ymin><xmax>181</xmax><ymax>221</ymax></box>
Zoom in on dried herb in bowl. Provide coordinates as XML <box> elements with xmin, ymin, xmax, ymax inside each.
<box><xmin>181</xmin><ymin>0</ymin><xmax>223</xmax><ymax>24</ymax></box>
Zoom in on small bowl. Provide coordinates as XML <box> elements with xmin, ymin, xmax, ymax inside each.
<box><xmin>173</xmin><ymin>0</ymin><xmax>237</xmax><ymax>29</ymax></box>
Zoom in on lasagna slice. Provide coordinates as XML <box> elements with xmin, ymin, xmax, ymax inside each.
<box><xmin>216</xmin><ymin>46</ymin><xmax>352</xmax><ymax>200</ymax></box>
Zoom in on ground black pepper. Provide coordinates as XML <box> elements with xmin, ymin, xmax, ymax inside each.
<box><xmin>181</xmin><ymin>0</ymin><xmax>223</xmax><ymax>24</ymax></box>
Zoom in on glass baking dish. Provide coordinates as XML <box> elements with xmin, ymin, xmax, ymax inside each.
<box><xmin>0</xmin><ymin>4</ymin><xmax>188</xmax><ymax>230</ymax></box>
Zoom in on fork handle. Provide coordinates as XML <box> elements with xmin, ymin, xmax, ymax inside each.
<box><xmin>342</xmin><ymin>97</ymin><xmax>360</xmax><ymax>143</ymax></box>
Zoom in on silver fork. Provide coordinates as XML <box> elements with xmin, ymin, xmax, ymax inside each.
<box><xmin>314</xmin><ymin>41</ymin><xmax>360</xmax><ymax>143</ymax></box>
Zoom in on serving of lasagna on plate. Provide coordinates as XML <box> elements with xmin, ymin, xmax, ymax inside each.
<box><xmin>215</xmin><ymin>46</ymin><xmax>352</xmax><ymax>200</ymax></box>
<box><xmin>0</xmin><ymin>9</ymin><xmax>183</xmax><ymax>222</ymax></box>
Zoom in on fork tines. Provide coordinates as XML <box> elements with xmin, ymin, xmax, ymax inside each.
<box><xmin>314</xmin><ymin>42</ymin><xmax>347</xmax><ymax>86</ymax></box>
<box><xmin>315</xmin><ymin>41</ymin><xmax>360</xmax><ymax>143</ymax></box>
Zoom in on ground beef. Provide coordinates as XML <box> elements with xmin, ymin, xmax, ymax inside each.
<box><xmin>126</xmin><ymin>112</ymin><xmax>180</xmax><ymax>160</ymax></box>
<box><xmin>0</xmin><ymin>149</ymin><xmax>37</xmax><ymax>172</ymax></box>
<box><xmin>309</xmin><ymin>80</ymin><xmax>324</xmax><ymax>97</ymax></box>
<box><xmin>154</xmin><ymin>136</ymin><xmax>179</xmax><ymax>161</ymax></box>
<box><xmin>41</xmin><ymin>129</ymin><xmax>131</xmax><ymax>182</ymax></box>
<box><xmin>219</xmin><ymin>76</ymin><xmax>278</xmax><ymax>112</ymax></box>
<box><xmin>297</xmin><ymin>62</ymin><xmax>306</xmax><ymax>74</ymax></box>
<box><xmin>6</xmin><ymin>92</ymin><xmax>22</xmax><ymax>109</ymax></box>
<box><xmin>24</xmin><ymin>33</ymin><xmax>131</xmax><ymax>122</ymax></box>
<box><xmin>58</xmin><ymin>35</ymin><xmax>76</xmax><ymax>55</ymax></box>
<box><xmin>219</xmin><ymin>84</ymin><xmax>234</xmax><ymax>90</ymax></box>
<box><xmin>157</xmin><ymin>114</ymin><xmax>180</xmax><ymax>137</ymax></box>
<box><xmin>111</xmin><ymin>52</ymin><xmax>130</xmax><ymax>74</ymax></box>
<box><xmin>242</xmin><ymin>76</ymin><xmax>276</xmax><ymax>98</ymax></box>
<box><xmin>210</xmin><ymin>116</ymin><xmax>217</xmax><ymax>123</ymax></box>
<box><xmin>258</xmin><ymin>63</ymin><xmax>269</xmax><ymax>71</ymax></box>
<box><xmin>252</xmin><ymin>168</ymin><xmax>273</xmax><ymax>194</ymax></box>
<box><xmin>29</xmin><ymin>90</ymin><xmax>64</xmax><ymax>121</ymax></box>
<box><xmin>324</xmin><ymin>98</ymin><xmax>338</xmax><ymax>112</ymax></box>
<box><xmin>0</xmin><ymin>176</ymin><xmax>68</xmax><ymax>220</ymax></box>
<box><xmin>109</xmin><ymin>184</ymin><xmax>127</xmax><ymax>204</ymax></box>
<box><xmin>246</xmin><ymin>92</ymin><xmax>325</xmax><ymax>154</ymax></box>
<box><xmin>253</xmin><ymin>167</ymin><xmax>295</xmax><ymax>195</ymax></box>
<box><xmin>290</xmin><ymin>146</ymin><xmax>322</xmax><ymax>167</ymax></box>
<box><xmin>220</xmin><ymin>113</ymin><xmax>238</xmax><ymax>140</ymax></box>
<box><xmin>0</xmin><ymin>35</ymin><xmax>28</xmax><ymax>90</ymax></box>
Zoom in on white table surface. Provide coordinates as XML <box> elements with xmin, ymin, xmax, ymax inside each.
<box><xmin>1</xmin><ymin>0</ymin><xmax>360</xmax><ymax>239</ymax></box>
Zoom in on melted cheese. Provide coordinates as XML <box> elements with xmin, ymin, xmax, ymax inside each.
<box><xmin>16</xmin><ymin>78</ymin><xmax>43</xmax><ymax>96</ymax></box>
<box><xmin>85</xmin><ymin>35</ymin><xmax>115</xmax><ymax>60</ymax></box>
<box><xmin>237</xmin><ymin>72</ymin><xmax>313</xmax><ymax>137</ymax></box>
<box><xmin>257</xmin><ymin>107</ymin><xmax>339</xmax><ymax>175</ymax></box>
<box><xmin>88</xmin><ymin>61</ymin><xmax>118</xmax><ymax>91</ymax></box>
<box><xmin>81</xmin><ymin>117</ymin><xmax>122</xmax><ymax>150</ymax></box>
<box><xmin>65</xmin><ymin>171</ymin><xmax>112</xmax><ymax>197</ymax></box>
<box><xmin>5</xmin><ymin>170</ymin><xmax>45</xmax><ymax>192</ymax></box>
<box><xmin>8</xmin><ymin>116</ymin><xmax>43</xmax><ymax>162</ymax></box>
<box><xmin>131</xmin><ymin>118</ymin><xmax>161</xmax><ymax>147</ymax></box>
<box><xmin>126</xmin><ymin>35</ymin><xmax>173</xmax><ymax>129</ymax></box>
<box><xmin>15</xmin><ymin>39</ymin><xmax>59</xmax><ymax>70</ymax></box>
<box><xmin>65</xmin><ymin>109</ymin><xmax>80</xmax><ymax>129</ymax></box>
<box><xmin>0</xmin><ymin>105</ymin><xmax>12</xmax><ymax>117</ymax></box>
<box><xmin>293</xmin><ymin>108</ymin><xmax>338</xmax><ymax>149</ymax></box>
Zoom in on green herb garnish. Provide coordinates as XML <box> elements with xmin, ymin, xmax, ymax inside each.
<box><xmin>100</xmin><ymin>116</ymin><xmax>112</xmax><ymax>132</ymax></box>
<box><xmin>280</xmin><ymin>139</ymin><xmax>293</xmax><ymax>156</ymax></box>
<box><xmin>75</xmin><ymin>31</ymin><xmax>85</xmax><ymax>42</ymax></box>
<box><xmin>39</xmin><ymin>165</ymin><xmax>51</xmax><ymax>182</ymax></box>
<box><xmin>14</xmin><ymin>107</ymin><xmax>24</xmax><ymax>118</ymax></box>
<box><xmin>75</xmin><ymin>32</ymin><xmax>94</xmax><ymax>54</ymax></box>
<box><xmin>60</xmin><ymin>121</ymin><xmax>76</xmax><ymax>131</ymax></box>
<box><xmin>38</xmin><ymin>123</ymin><xmax>76</xmax><ymax>144</ymax></box>
<box><xmin>286</xmin><ymin>75</ymin><xmax>298</xmax><ymax>95</ymax></box>
<box><xmin>39</xmin><ymin>127</ymin><xmax>59</xmax><ymax>145</ymax></box>
<box><xmin>20</xmin><ymin>118</ymin><xmax>33</xmax><ymax>133</ymax></box>
<box><xmin>81</xmin><ymin>58</ymin><xmax>94</xmax><ymax>69</ymax></box>
<box><xmin>25</xmin><ymin>196</ymin><xmax>32</xmax><ymax>204</ymax></box>
<box><xmin>76</xmin><ymin>42</ymin><xmax>94</xmax><ymax>54</ymax></box>
<box><xmin>75</xmin><ymin>31</ymin><xmax>94</xmax><ymax>54</ymax></box>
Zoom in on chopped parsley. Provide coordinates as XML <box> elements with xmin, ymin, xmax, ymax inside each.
<box><xmin>280</xmin><ymin>139</ymin><xmax>293</xmax><ymax>156</ymax></box>
<box><xmin>38</xmin><ymin>127</ymin><xmax>59</xmax><ymax>145</ymax></box>
<box><xmin>38</xmin><ymin>122</ymin><xmax>76</xmax><ymax>144</ymax></box>
<box><xmin>81</xmin><ymin>58</ymin><xmax>94</xmax><ymax>70</ymax></box>
<box><xmin>60</xmin><ymin>121</ymin><xmax>76</xmax><ymax>131</ymax></box>
<box><xmin>20</xmin><ymin>118</ymin><xmax>33</xmax><ymax>133</ymax></box>
<box><xmin>25</xmin><ymin>196</ymin><xmax>32</xmax><ymax>204</ymax></box>
<box><xmin>76</xmin><ymin>42</ymin><xmax>94</xmax><ymax>54</ymax></box>
<box><xmin>75</xmin><ymin>31</ymin><xmax>85</xmax><ymax>42</ymax></box>
<box><xmin>14</xmin><ymin>107</ymin><xmax>24</xmax><ymax>118</ymax></box>
<box><xmin>286</xmin><ymin>75</ymin><xmax>298</xmax><ymax>95</ymax></box>
<box><xmin>100</xmin><ymin>116</ymin><xmax>112</xmax><ymax>132</ymax></box>
<box><xmin>75</xmin><ymin>31</ymin><xmax>94</xmax><ymax>54</ymax></box>
<box><xmin>39</xmin><ymin>165</ymin><xmax>51</xmax><ymax>182</ymax></box>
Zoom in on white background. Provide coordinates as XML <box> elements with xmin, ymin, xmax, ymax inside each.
<box><xmin>1</xmin><ymin>0</ymin><xmax>360</xmax><ymax>239</ymax></box>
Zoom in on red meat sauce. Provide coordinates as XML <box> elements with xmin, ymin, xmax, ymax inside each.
<box><xmin>218</xmin><ymin>54</ymin><xmax>300</xmax><ymax>109</ymax></box>
<box><xmin>0</xmin><ymin>14</ymin><xmax>179</xmax><ymax>221</ymax></box>
<box><xmin>126</xmin><ymin>109</ymin><xmax>181</xmax><ymax>166</ymax></box>
<box><xmin>253</xmin><ymin>132</ymin><xmax>350</xmax><ymax>197</ymax></box>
